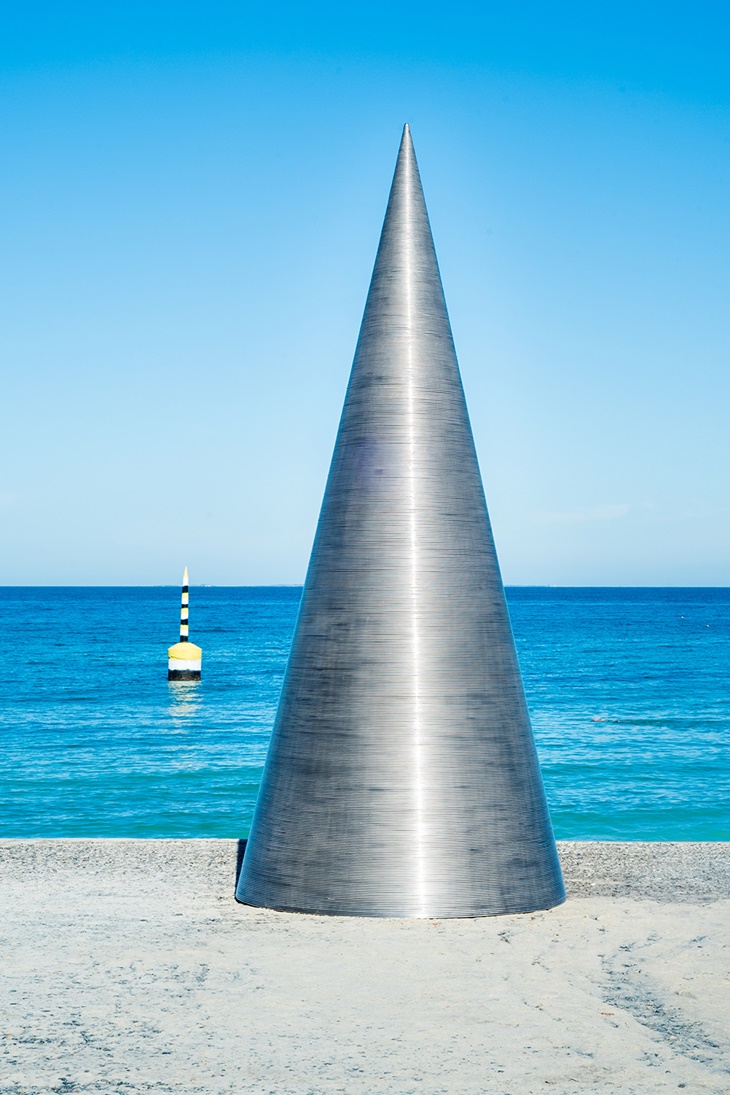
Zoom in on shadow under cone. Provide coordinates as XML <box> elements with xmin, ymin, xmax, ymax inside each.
<box><xmin>237</xmin><ymin>125</ymin><xmax>565</xmax><ymax>917</ymax></box>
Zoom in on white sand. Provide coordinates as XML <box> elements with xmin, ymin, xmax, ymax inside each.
<box><xmin>1</xmin><ymin>840</ymin><xmax>728</xmax><ymax>1094</ymax></box>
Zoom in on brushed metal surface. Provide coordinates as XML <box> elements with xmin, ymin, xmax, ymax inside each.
<box><xmin>237</xmin><ymin>125</ymin><xmax>565</xmax><ymax>918</ymax></box>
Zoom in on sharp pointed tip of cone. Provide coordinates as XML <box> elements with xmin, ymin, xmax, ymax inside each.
<box><xmin>183</xmin><ymin>567</ymin><xmax>188</xmax><ymax>583</ymax></box>
<box><xmin>397</xmin><ymin>123</ymin><xmax>414</xmax><ymax>165</ymax></box>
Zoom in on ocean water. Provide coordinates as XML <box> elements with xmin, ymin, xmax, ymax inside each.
<box><xmin>1</xmin><ymin>587</ymin><xmax>728</xmax><ymax>840</ymax></box>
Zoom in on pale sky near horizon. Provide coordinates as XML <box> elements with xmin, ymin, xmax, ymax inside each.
<box><xmin>2</xmin><ymin>2</ymin><xmax>730</xmax><ymax>585</ymax></box>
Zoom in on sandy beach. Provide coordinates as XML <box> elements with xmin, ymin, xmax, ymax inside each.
<box><xmin>1</xmin><ymin>840</ymin><xmax>728</xmax><ymax>1094</ymax></box>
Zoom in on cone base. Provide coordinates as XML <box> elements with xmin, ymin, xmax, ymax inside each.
<box><xmin>235</xmin><ymin>872</ymin><xmax>566</xmax><ymax>919</ymax></box>
<box><xmin>234</xmin><ymin>890</ymin><xmax>566</xmax><ymax>919</ymax></box>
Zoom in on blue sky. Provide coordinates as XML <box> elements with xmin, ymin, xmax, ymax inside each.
<box><xmin>2</xmin><ymin>2</ymin><xmax>729</xmax><ymax>584</ymax></box>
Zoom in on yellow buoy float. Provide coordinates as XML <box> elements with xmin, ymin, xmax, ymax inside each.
<box><xmin>168</xmin><ymin>567</ymin><xmax>202</xmax><ymax>680</ymax></box>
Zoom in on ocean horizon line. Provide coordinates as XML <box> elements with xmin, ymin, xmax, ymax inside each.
<box><xmin>1</xmin><ymin>583</ymin><xmax>729</xmax><ymax>591</ymax></box>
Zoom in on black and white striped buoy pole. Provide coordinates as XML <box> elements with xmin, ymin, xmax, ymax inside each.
<box><xmin>167</xmin><ymin>567</ymin><xmax>202</xmax><ymax>680</ymax></box>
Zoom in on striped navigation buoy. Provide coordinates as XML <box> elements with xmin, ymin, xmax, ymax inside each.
<box><xmin>167</xmin><ymin>567</ymin><xmax>202</xmax><ymax>681</ymax></box>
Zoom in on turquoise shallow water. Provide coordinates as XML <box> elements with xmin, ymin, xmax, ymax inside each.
<box><xmin>1</xmin><ymin>587</ymin><xmax>728</xmax><ymax>839</ymax></box>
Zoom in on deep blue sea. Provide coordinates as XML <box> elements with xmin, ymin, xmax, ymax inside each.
<box><xmin>1</xmin><ymin>587</ymin><xmax>728</xmax><ymax>840</ymax></box>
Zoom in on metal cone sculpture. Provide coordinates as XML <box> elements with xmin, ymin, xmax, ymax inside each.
<box><xmin>237</xmin><ymin>125</ymin><xmax>565</xmax><ymax>917</ymax></box>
